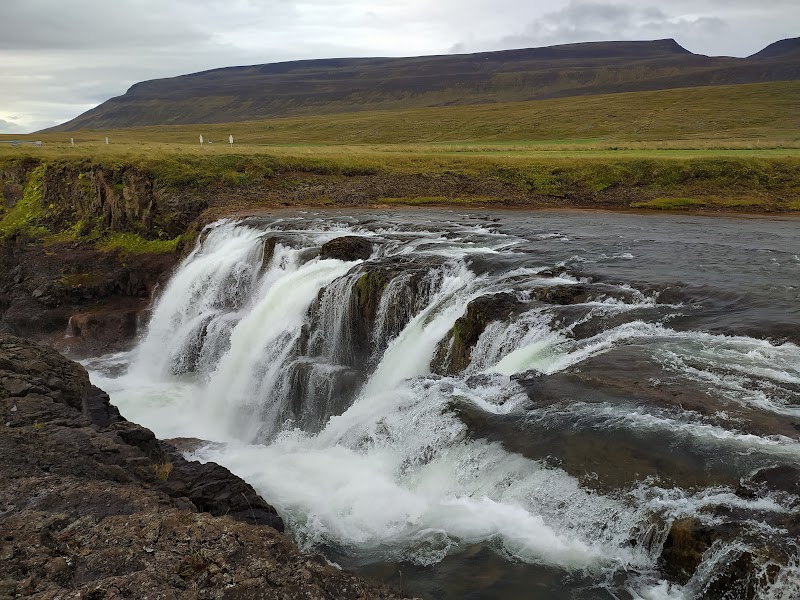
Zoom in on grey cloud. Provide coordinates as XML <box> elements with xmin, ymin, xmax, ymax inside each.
<box><xmin>450</xmin><ymin>0</ymin><xmax>799</xmax><ymax>56</ymax></box>
<box><xmin>491</xmin><ymin>1</ymin><xmax>731</xmax><ymax>50</ymax></box>
<box><xmin>0</xmin><ymin>119</ymin><xmax>26</xmax><ymax>134</ymax></box>
<box><xmin>2</xmin><ymin>0</ymin><xmax>799</xmax><ymax>133</ymax></box>
<box><xmin>0</xmin><ymin>1</ymin><xmax>207</xmax><ymax>50</ymax></box>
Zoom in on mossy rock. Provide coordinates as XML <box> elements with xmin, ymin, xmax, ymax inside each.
<box><xmin>433</xmin><ymin>292</ymin><xmax>524</xmax><ymax>375</ymax></box>
<box><xmin>354</xmin><ymin>270</ymin><xmax>391</xmax><ymax>321</ymax></box>
<box><xmin>531</xmin><ymin>284</ymin><xmax>590</xmax><ymax>305</ymax></box>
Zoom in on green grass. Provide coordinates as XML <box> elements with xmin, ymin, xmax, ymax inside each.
<box><xmin>98</xmin><ymin>232</ymin><xmax>185</xmax><ymax>255</ymax></box>
<box><xmin>0</xmin><ymin>165</ymin><xmax>48</xmax><ymax>237</ymax></box>
<box><xmin>4</xmin><ymin>81</ymin><xmax>800</xmax><ymax>150</ymax></box>
<box><xmin>630</xmin><ymin>196</ymin><xmax>774</xmax><ymax>210</ymax></box>
<box><xmin>631</xmin><ymin>197</ymin><xmax>708</xmax><ymax>209</ymax></box>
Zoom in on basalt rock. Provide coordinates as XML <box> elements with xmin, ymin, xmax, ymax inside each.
<box><xmin>531</xmin><ymin>284</ymin><xmax>590</xmax><ymax>305</ymax></box>
<box><xmin>65</xmin><ymin>301</ymin><xmax>147</xmax><ymax>355</ymax></box>
<box><xmin>0</xmin><ymin>237</ymin><xmax>177</xmax><ymax>353</ymax></box>
<box><xmin>658</xmin><ymin>516</ymin><xmax>791</xmax><ymax>599</ymax></box>
<box><xmin>320</xmin><ymin>235</ymin><xmax>373</xmax><ymax>261</ymax></box>
<box><xmin>261</xmin><ymin>236</ymin><xmax>279</xmax><ymax>270</ymax></box>
<box><xmin>0</xmin><ymin>334</ymin><xmax>411</xmax><ymax>599</ymax></box>
<box><xmin>660</xmin><ymin>518</ymin><xmax>715</xmax><ymax>584</ymax></box>
<box><xmin>432</xmin><ymin>292</ymin><xmax>525</xmax><ymax>375</ymax></box>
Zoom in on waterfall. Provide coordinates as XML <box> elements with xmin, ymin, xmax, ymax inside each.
<box><xmin>88</xmin><ymin>214</ymin><xmax>800</xmax><ymax>600</ymax></box>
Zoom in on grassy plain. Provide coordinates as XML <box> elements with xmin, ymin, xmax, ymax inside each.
<box><xmin>1</xmin><ymin>82</ymin><xmax>799</xmax><ymax>213</ymax></box>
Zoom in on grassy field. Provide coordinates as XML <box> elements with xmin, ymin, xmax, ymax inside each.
<box><xmin>5</xmin><ymin>81</ymin><xmax>800</xmax><ymax>149</ymax></box>
<box><xmin>1</xmin><ymin>82</ymin><xmax>798</xmax><ymax>215</ymax></box>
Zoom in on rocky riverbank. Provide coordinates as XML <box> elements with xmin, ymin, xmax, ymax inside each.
<box><xmin>0</xmin><ymin>334</ymin><xmax>411</xmax><ymax>599</ymax></box>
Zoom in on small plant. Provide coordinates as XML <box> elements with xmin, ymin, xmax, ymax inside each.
<box><xmin>152</xmin><ymin>462</ymin><xmax>173</xmax><ymax>481</ymax></box>
<box><xmin>177</xmin><ymin>551</ymin><xmax>209</xmax><ymax>580</ymax></box>
<box><xmin>32</xmin><ymin>420</ymin><xmax>44</xmax><ymax>431</ymax></box>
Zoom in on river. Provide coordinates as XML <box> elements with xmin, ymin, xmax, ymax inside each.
<box><xmin>84</xmin><ymin>209</ymin><xmax>800</xmax><ymax>599</ymax></box>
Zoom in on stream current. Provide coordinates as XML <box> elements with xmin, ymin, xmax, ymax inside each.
<box><xmin>84</xmin><ymin>209</ymin><xmax>800</xmax><ymax>599</ymax></box>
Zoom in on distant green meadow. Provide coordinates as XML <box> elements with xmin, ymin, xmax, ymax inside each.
<box><xmin>1</xmin><ymin>81</ymin><xmax>798</xmax><ymax>214</ymax></box>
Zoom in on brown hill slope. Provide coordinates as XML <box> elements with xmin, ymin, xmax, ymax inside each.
<box><xmin>46</xmin><ymin>38</ymin><xmax>800</xmax><ymax>132</ymax></box>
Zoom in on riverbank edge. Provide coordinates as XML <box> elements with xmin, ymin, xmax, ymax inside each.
<box><xmin>0</xmin><ymin>154</ymin><xmax>797</xmax><ymax>354</ymax></box>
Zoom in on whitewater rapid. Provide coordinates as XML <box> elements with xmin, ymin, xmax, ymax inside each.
<box><xmin>86</xmin><ymin>212</ymin><xmax>800</xmax><ymax>600</ymax></box>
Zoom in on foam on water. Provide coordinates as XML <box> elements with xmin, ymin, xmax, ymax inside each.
<box><xmin>190</xmin><ymin>375</ymin><xmax>649</xmax><ymax>571</ymax></box>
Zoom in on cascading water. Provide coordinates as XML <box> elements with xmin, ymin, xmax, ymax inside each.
<box><xmin>86</xmin><ymin>210</ymin><xmax>800</xmax><ymax>600</ymax></box>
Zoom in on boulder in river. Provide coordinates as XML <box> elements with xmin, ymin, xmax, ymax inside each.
<box><xmin>320</xmin><ymin>235</ymin><xmax>373</xmax><ymax>261</ymax></box>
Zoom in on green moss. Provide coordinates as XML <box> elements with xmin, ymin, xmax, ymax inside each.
<box><xmin>708</xmin><ymin>197</ymin><xmax>765</xmax><ymax>207</ymax></box>
<box><xmin>98</xmin><ymin>232</ymin><xmax>184</xmax><ymax>255</ymax></box>
<box><xmin>44</xmin><ymin>218</ymin><xmax>102</xmax><ymax>245</ymax></box>
<box><xmin>0</xmin><ymin>164</ymin><xmax>48</xmax><ymax>237</ymax></box>
<box><xmin>355</xmin><ymin>271</ymin><xmax>390</xmax><ymax>310</ymax></box>
<box><xmin>630</xmin><ymin>197</ymin><xmax>708</xmax><ymax>210</ymax></box>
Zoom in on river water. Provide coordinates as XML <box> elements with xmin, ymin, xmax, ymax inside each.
<box><xmin>84</xmin><ymin>209</ymin><xmax>800</xmax><ymax>599</ymax></box>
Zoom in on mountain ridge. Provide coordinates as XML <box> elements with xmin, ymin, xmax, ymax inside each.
<box><xmin>46</xmin><ymin>37</ymin><xmax>800</xmax><ymax>132</ymax></box>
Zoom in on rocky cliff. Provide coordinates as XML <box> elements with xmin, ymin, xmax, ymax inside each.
<box><xmin>0</xmin><ymin>333</ymin><xmax>410</xmax><ymax>599</ymax></box>
<box><xmin>0</xmin><ymin>159</ymin><xmax>203</xmax><ymax>354</ymax></box>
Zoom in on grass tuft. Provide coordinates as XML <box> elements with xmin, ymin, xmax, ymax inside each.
<box><xmin>152</xmin><ymin>462</ymin><xmax>173</xmax><ymax>481</ymax></box>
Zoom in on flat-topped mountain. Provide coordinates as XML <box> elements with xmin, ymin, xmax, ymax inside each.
<box><xmin>47</xmin><ymin>37</ymin><xmax>800</xmax><ymax>131</ymax></box>
<box><xmin>749</xmin><ymin>36</ymin><xmax>800</xmax><ymax>59</ymax></box>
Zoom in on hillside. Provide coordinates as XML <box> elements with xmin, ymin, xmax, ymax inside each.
<box><xmin>51</xmin><ymin>81</ymin><xmax>796</xmax><ymax>147</ymax></box>
<box><xmin>47</xmin><ymin>38</ymin><xmax>800</xmax><ymax>132</ymax></box>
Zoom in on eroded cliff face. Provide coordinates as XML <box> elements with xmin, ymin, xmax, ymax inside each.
<box><xmin>1</xmin><ymin>159</ymin><xmax>205</xmax><ymax>238</ymax></box>
<box><xmin>0</xmin><ymin>161</ymin><xmax>205</xmax><ymax>354</ymax></box>
<box><xmin>0</xmin><ymin>334</ymin><xmax>409</xmax><ymax>600</ymax></box>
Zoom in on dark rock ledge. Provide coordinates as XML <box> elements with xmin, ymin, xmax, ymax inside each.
<box><xmin>0</xmin><ymin>334</ymin><xmax>412</xmax><ymax>600</ymax></box>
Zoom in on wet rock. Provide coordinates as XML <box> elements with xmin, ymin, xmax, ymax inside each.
<box><xmin>164</xmin><ymin>437</ymin><xmax>211</xmax><ymax>454</ymax></box>
<box><xmin>66</xmin><ymin>303</ymin><xmax>145</xmax><ymax>355</ymax></box>
<box><xmin>261</xmin><ymin>235</ymin><xmax>279</xmax><ymax>269</ymax></box>
<box><xmin>84</xmin><ymin>385</ymin><xmax>122</xmax><ymax>427</ymax></box>
<box><xmin>531</xmin><ymin>284</ymin><xmax>590</xmax><ymax>305</ymax></box>
<box><xmin>660</xmin><ymin>518</ymin><xmax>714</xmax><ymax>584</ymax></box>
<box><xmin>432</xmin><ymin>292</ymin><xmax>524</xmax><ymax>375</ymax></box>
<box><xmin>510</xmin><ymin>369</ymin><xmax>544</xmax><ymax>383</ymax></box>
<box><xmin>702</xmin><ymin>551</ymin><xmax>761</xmax><ymax>600</ymax></box>
<box><xmin>741</xmin><ymin>464</ymin><xmax>800</xmax><ymax>497</ymax></box>
<box><xmin>320</xmin><ymin>235</ymin><xmax>373</xmax><ymax>261</ymax></box>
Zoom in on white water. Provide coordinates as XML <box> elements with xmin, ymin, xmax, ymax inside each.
<box><xmin>86</xmin><ymin>217</ymin><xmax>800</xmax><ymax>599</ymax></box>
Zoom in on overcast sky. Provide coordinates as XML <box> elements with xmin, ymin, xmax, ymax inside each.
<box><xmin>1</xmin><ymin>0</ymin><xmax>797</xmax><ymax>133</ymax></box>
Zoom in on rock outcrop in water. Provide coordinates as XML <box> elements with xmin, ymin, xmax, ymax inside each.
<box><xmin>320</xmin><ymin>236</ymin><xmax>373</xmax><ymax>262</ymax></box>
<box><xmin>432</xmin><ymin>293</ymin><xmax>524</xmax><ymax>375</ymax></box>
<box><xmin>0</xmin><ymin>334</ymin><xmax>410</xmax><ymax>599</ymax></box>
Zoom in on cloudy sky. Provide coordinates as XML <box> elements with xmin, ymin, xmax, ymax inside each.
<box><xmin>1</xmin><ymin>0</ymin><xmax>797</xmax><ymax>133</ymax></box>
